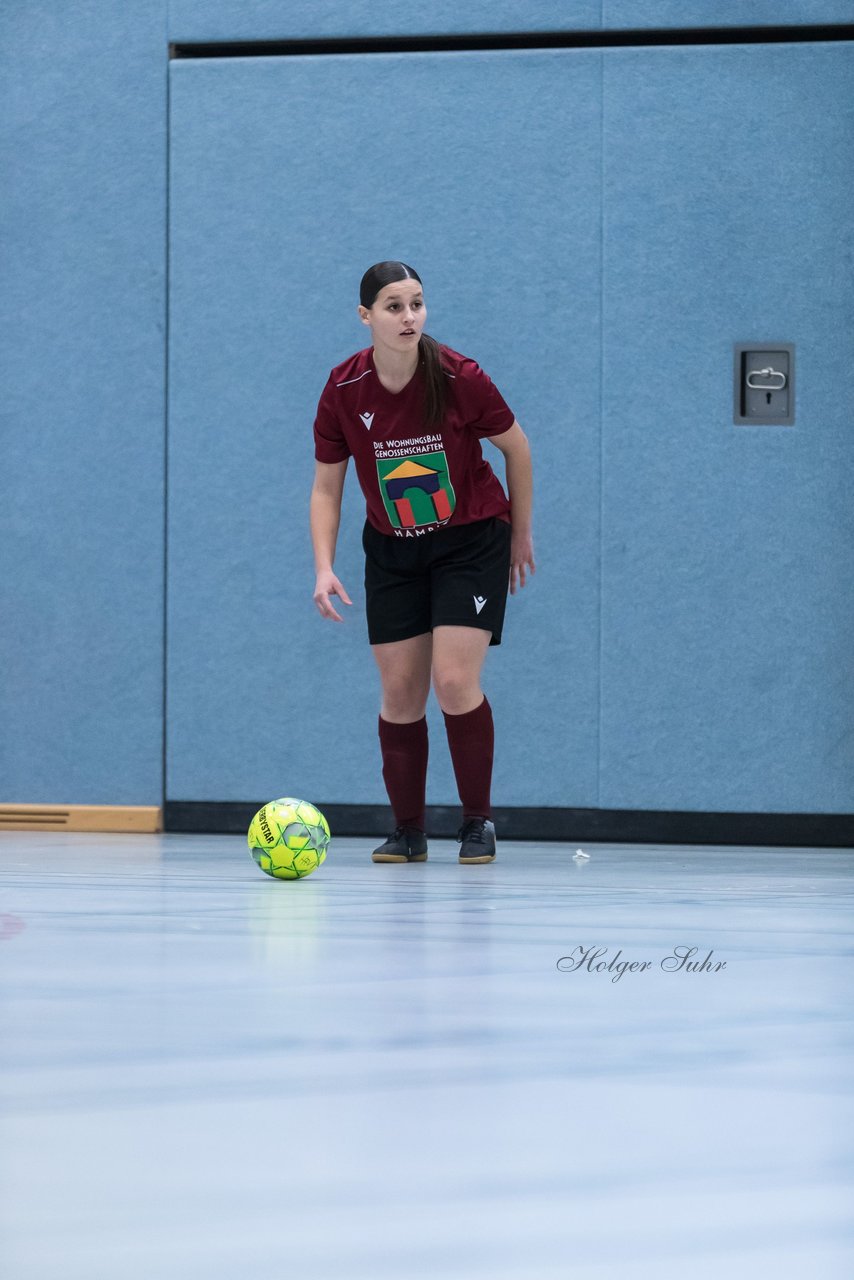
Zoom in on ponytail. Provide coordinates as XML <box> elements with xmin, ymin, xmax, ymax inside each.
<box><xmin>418</xmin><ymin>333</ymin><xmax>447</xmax><ymax>429</ymax></box>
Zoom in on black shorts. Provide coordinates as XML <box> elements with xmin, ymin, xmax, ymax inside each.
<box><xmin>363</xmin><ymin>517</ymin><xmax>512</xmax><ymax>647</ymax></box>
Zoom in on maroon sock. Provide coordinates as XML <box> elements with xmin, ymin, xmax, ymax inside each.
<box><xmin>378</xmin><ymin>716</ymin><xmax>428</xmax><ymax>830</ymax></box>
<box><xmin>442</xmin><ymin>697</ymin><xmax>494</xmax><ymax>820</ymax></box>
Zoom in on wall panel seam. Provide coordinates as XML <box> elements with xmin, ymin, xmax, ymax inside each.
<box><xmin>170</xmin><ymin>25</ymin><xmax>854</xmax><ymax>59</ymax></box>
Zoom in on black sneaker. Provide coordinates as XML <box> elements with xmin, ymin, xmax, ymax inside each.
<box><xmin>371</xmin><ymin>826</ymin><xmax>428</xmax><ymax>863</ymax></box>
<box><xmin>457</xmin><ymin>818</ymin><xmax>496</xmax><ymax>864</ymax></box>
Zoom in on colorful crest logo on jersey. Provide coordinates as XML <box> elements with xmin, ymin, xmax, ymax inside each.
<box><xmin>376</xmin><ymin>452</ymin><xmax>456</xmax><ymax>530</ymax></box>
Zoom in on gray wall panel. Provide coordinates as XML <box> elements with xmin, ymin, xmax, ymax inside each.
<box><xmin>168</xmin><ymin>1</ymin><xmax>600</xmax><ymax>42</ymax></box>
<box><xmin>170</xmin><ymin>1</ymin><xmax>854</xmax><ymax>43</ymax></box>
<box><xmin>167</xmin><ymin>50</ymin><xmax>602</xmax><ymax>807</ymax></box>
<box><xmin>600</xmin><ymin>42</ymin><xmax>854</xmax><ymax>812</ymax></box>
<box><xmin>603</xmin><ymin>1</ymin><xmax>854</xmax><ymax>28</ymax></box>
<box><xmin>1</xmin><ymin>1</ymin><xmax>167</xmax><ymax>803</ymax></box>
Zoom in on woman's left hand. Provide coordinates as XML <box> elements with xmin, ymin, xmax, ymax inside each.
<box><xmin>509</xmin><ymin>531</ymin><xmax>536</xmax><ymax>595</ymax></box>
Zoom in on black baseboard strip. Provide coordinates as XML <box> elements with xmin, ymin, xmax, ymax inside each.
<box><xmin>164</xmin><ymin>802</ymin><xmax>854</xmax><ymax>848</ymax></box>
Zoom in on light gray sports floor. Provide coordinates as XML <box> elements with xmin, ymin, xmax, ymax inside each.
<box><xmin>1</xmin><ymin>832</ymin><xmax>852</xmax><ymax>1279</ymax></box>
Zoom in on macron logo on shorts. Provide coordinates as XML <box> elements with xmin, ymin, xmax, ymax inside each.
<box><xmin>474</xmin><ymin>595</ymin><xmax>487</xmax><ymax>615</ymax></box>
<box><xmin>359</xmin><ymin>412</ymin><xmax>374</xmax><ymax>431</ymax></box>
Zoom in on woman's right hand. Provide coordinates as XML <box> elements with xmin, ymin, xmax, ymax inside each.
<box><xmin>313</xmin><ymin>570</ymin><xmax>353</xmax><ymax>623</ymax></box>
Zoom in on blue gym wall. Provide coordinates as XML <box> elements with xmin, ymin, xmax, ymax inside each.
<box><xmin>3</xmin><ymin>1</ymin><xmax>853</xmax><ymax>819</ymax></box>
<box><xmin>600</xmin><ymin>39</ymin><xmax>854</xmax><ymax>812</ymax></box>
<box><xmin>166</xmin><ymin>48</ymin><xmax>601</xmax><ymax>810</ymax></box>
<box><xmin>167</xmin><ymin>0</ymin><xmax>854</xmax><ymax>40</ymax></box>
<box><xmin>1</xmin><ymin>1</ymin><xmax>167</xmax><ymax>805</ymax></box>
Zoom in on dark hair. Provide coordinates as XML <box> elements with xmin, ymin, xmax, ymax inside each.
<box><xmin>359</xmin><ymin>260</ymin><xmax>447</xmax><ymax>429</ymax></box>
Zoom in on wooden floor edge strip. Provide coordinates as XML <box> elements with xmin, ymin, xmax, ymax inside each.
<box><xmin>0</xmin><ymin>805</ymin><xmax>162</xmax><ymax>833</ymax></box>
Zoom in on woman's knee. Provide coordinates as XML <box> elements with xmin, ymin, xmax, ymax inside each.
<box><xmin>373</xmin><ymin>637</ymin><xmax>432</xmax><ymax>721</ymax></box>
<box><xmin>431</xmin><ymin>627</ymin><xmax>489</xmax><ymax>714</ymax></box>
<box><xmin>381</xmin><ymin>673</ymin><xmax>428</xmax><ymax>721</ymax></box>
<box><xmin>431</xmin><ymin>662</ymin><xmax>481</xmax><ymax>715</ymax></box>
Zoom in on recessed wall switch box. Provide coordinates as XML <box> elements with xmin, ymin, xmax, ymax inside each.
<box><xmin>734</xmin><ymin>344</ymin><xmax>795</xmax><ymax>425</ymax></box>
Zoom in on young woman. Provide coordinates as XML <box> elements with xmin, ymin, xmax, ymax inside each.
<box><xmin>310</xmin><ymin>261</ymin><xmax>534</xmax><ymax>864</ymax></box>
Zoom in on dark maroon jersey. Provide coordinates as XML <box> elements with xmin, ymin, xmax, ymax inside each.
<box><xmin>313</xmin><ymin>345</ymin><xmax>514</xmax><ymax>537</ymax></box>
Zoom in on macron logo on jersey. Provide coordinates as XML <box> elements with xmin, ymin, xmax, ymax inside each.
<box><xmin>359</xmin><ymin>412</ymin><xmax>375</xmax><ymax>431</ymax></box>
<box><xmin>474</xmin><ymin>596</ymin><xmax>487</xmax><ymax>615</ymax></box>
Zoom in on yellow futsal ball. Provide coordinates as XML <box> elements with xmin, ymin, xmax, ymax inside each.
<box><xmin>247</xmin><ymin>797</ymin><xmax>330</xmax><ymax>880</ymax></box>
